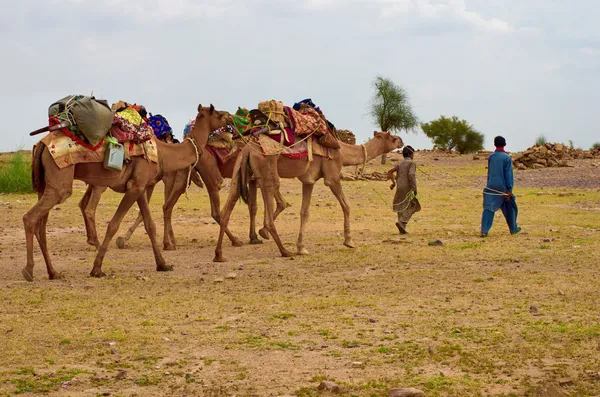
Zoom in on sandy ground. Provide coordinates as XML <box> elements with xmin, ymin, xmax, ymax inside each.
<box><xmin>0</xmin><ymin>152</ymin><xmax>599</xmax><ymax>396</ymax></box>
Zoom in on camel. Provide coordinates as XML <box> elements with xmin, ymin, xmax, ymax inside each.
<box><xmin>22</xmin><ymin>104</ymin><xmax>230</xmax><ymax>281</ymax></box>
<box><xmin>83</xmin><ymin>131</ymin><xmax>402</xmax><ymax>254</ymax></box>
<box><xmin>79</xmin><ymin>145</ymin><xmax>243</xmax><ymax>252</ymax></box>
<box><xmin>213</xmin><ymin>131</ymin><xmax>403</xmax><ymax>262</ymax></box>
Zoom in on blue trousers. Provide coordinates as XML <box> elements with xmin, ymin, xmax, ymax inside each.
<box><xmin>481</xmin><ymin>199</ymin><xmax>518</xmax><ymax>234</ymax></box>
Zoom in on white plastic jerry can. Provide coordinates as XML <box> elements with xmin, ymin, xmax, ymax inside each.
<box><xmin>104</xmin><ymin>141</ymin><xmax>124</xmax><ymax>171</ymax></box>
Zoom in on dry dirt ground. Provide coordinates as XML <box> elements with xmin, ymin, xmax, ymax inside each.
<box><xmin>0</xmin><ymin>152</ymin><xmax>599</xmax><ymax>396</ymax></box>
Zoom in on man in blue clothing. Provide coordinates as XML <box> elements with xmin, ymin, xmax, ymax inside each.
<box><xmin>480</xmin><ymin>136</ymin><xmax>522</xmax><ymax>237</ymax></box>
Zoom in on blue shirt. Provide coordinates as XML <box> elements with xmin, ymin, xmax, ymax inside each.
<box><xmin>483</xmin><ymin>150</ymin><xmax>514</xmax><ymax>211</ymax></box>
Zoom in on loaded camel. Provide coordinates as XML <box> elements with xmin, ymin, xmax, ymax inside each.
<box><xmin>213</xmin><ymin>131</ymin><xmax>404</xmax><ymax>262</ymax></box>
<box><xmin>22</xmin><ymin>104</ymin><xmax>230</xmax><ymax>281</ymax></box>
<box><xmin>80</xmin><ymin>131</ymin><xmax>402</xmax><ymax>254</ymax></box>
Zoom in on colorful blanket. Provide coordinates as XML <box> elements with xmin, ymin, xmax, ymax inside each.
<box><xmin>41</xmin><ymin>131</ymin><xmax>158</xmax><ymax>169</ymax></box>
<box><xmin>147</xmin><ymin>114</ymin><xmax>172</xmax><ymax>140</ymax></box>
<box><xmin>111</xmin><ymin>107</ymin><xmax>154</xmax><ymax>143</ymax></box>
<box><xmin>286</xmin><ymin>106</ymin><xmax>328</xmax><ymax>136</ymax></box>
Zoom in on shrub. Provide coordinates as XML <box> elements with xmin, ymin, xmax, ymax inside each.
<box><xmin>536</xmin><ymin>135</ymin><xmax>547</xmax><ymax>146</ymax></box>
<box><xmin>0</xmin><ymin>151</ymin><xmax>34</xmax><ymax>193</ymax></box>
<box><xmin>591</xmin><ymin>142</ymin><xmax>600</xmax><ymax>151</ymax></box>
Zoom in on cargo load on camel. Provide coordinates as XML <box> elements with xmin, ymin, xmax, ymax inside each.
<box><xmin>30</xmin><ymin>96</ymin><xmax>161</xmax><ymax>171</ymax></box>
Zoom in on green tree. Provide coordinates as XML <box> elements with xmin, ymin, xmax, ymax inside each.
<box><xmin>370</xmin><ymin>76</ymin><xmax>419</xmax><ymax>164</ymax></box>
<box><xmin>591</xmin><ymin>142</ymin><xmax>600</xmax><ymax>151</ymax></box>
<box><xmin>421</xmin><ymin>116</ymin><xmax>484</xmax><ymax>154</ymax></box>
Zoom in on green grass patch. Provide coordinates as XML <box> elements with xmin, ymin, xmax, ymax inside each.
<box><xmin>0</xmin><ymin>151</ymin><xmax>33</xmax><ymax>193</ymax></box>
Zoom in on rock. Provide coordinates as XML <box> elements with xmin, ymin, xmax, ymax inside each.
<box><xmin>516</xmin><ymin>163</ymin><xmax>527</xmax><ymax>170</ymax></box>
<box><xmin>557</xmin><ymin>378</ymin><xmax>573</xmax><ymax>386</ymax></box>
<box><xmin>428</xmin><ymin>240</ymin><xmax>443</xmax><ymax>246</ymax></box>
<box><xmin>389</xmin><ymin>387</ymin><xmax>426</xmax><ymax>397</ymax></box>
<box><xmin>61</xmin><ymin>378</ymin><xmax>79</xmax><ymax>388</ymax></box>
<box><xmin>472</xmin><ymin>156</ymin><xmax>480</xmax><ymax>160</ymax></box>
<box><xmin>225</xmin><ymin>273</ymin><xmax>237</xmax><ymax>279</ymax></box>
<box><xmin>585</xmin><ymin>370</ymin><xmax>600</xmax><ymax>379</ymax></box>
<box><xmin>529</xmin><ymin>305</ymin><xmax>539</xmax><ymax>314</ymax></box>
<box><xmin>214</xmin><ymin>277</ymin><xmax>225</xmax><ymax>283</ymax></box>
<box><xmin>536</xmin><ymin>385</ymin><xmax>569</xmax><ymax>397</ymax></box>
<box><xmin>555</xmin><ymin>144</ymin><xmax>564</xmax><ymax>152</ymax></box>
<box><xmin>351</xmin><ymin>361</ymin><xmax>364</xmax><ymax>368</ymax></box>
<box><xmin>115</xmin><ymin>370</ymin><xmax>127</xmax><ymax>380</ymax></box>
<box><xmin>318</xmin><ymin>381</ymin><xmax>341</xmax><ymax>393</ymax></box>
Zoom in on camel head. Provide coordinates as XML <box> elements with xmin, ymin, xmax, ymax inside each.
<box><xmin>373</xmin><ymin>131</ymin><xmax>404</xmax><ymax>152</ymax></box>
<box><xmin>195</xmin><ymin>104</ymin><xmax>233</xmax><ymax>131</ymax></box>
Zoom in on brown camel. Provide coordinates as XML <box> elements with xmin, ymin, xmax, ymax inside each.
<box><xmin>22</xmin><ymin>104</ymin><xmax>230</xmax><ymax>281</ymax></box>
<box><xmin>213</xmin><ymin>131</ymin><xmax>403</xmax><ymax>262</ymax></box>
<box><xmin>79</xmin><ymin>146</ymin><xmax>243</xmax><ymax>251</ymax></box>
<box><xmin>88</xmin><ymin>131</ymin><xmax>401</xmax><ymax>253</ymax></box>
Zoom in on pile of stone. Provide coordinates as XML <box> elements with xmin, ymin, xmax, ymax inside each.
<box><xmin>335</xmin><ymin>129</ymin><xmax>356</xmax><ymax>145</ymax></box>
<box><xmin>512</xmin><ymin>143</ymin><xmax>600</xmax><ymax>169</ymax></box>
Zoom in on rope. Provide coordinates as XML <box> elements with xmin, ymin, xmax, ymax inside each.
<box><xmin>185</xmin><ymin>136</ymin><xmax>201</xmax><ymax>199</ymax></box>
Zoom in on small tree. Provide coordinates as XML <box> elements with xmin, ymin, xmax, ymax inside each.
<box><xmin>421</xmin><ymin>116</ymin><xmax>484</xmax><ymax>154</ymax></box>
<box><xmin>370</xmin><ymin>76</ymin><xmax>419</xmax><ymax>164</ymax></box>
<box><xmin>591</xmin><ymin>142</ymin><xmax>600</xmax><ymax>151</ymax></box>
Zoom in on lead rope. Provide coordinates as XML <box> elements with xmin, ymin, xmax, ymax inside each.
<box><xmin>185</xmin><ymin>136</ymin><xmax>201</xmax><ymax>199</ymax></box>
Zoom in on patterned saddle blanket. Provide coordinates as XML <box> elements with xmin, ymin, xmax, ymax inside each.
<box><xmin>40</xmin><ymin>131</ymin><xmax>158</xmax><ymax>169</ymax></box>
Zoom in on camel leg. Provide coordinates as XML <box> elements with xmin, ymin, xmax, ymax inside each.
<box><xmin>257</xmin><ymin>177</ymin><xmax>293</xmax><ymax>258</ymax></box>
<box><xmin>206</xmin><ymin>187</ymin><xmax>243</xmax><ymax>247</ymax></box>
<box><xmin>162</xmin><ymin>172</ymin><xmax>184</xmax><ymax>251</ymax></box>
<box><xmin>78</xmin><ymin>185</ymin><xmax>94</xmax><ymax>245</ymax></box>
<box><xmin>116</xmin><ymin>184</ymin><xmax>156</xmax><ymax>249</ymax></box>
<box><xmin>80</xmin><ymin>185</ymin><xmax>107</xmax><ymax>249</ymax></box>
<box><xmin>34</xmin><ymin>211</ymin><xmax>62</xmax><ymax>280</ymax></box>
<box><xmin>23</xmin><ymin>192</ymin><xmax>65</xmax><ymax>281</ymax></box>
<box><xmin>296</xmin><ymin>183</ymin><xmax>315</xmax><ymax>255</ymax></box>
<box><xmin>213</xmin><ymin>181</ymin><xmax>241</xmax><ymax>263</ymax></box>
<box><xmin>258</xmin><ymin>188</ymin><xmax>290</xmax><ymax>240</ymax></box>
<box><xmin>90</xmin><ymin>189</ymin><xmax>143</xmax><ymax>278</ymax></box>
<box><xmin>248</xmin><ymin>180</ymin><xmax>263</xmax><ymax>244</ymax></box>
<box><xmin>137</xmin><ymin>193</ymin><xmax>172</xmax><ymax>272</ymax></box>
<box><xmin>326</xmin><ymin>179</ymin><xmax>356</xmax><ymax>248</ymax></box>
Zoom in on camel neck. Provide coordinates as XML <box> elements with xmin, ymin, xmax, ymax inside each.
<box><xmin>340</xmin><ymin>139</ymin><xmax>384</xmax><ymax>167</ymax></box>
<box><xmin>156</xmin><ymin>139</ymin><xmax>200</xmax><ymax>173</ymax></box>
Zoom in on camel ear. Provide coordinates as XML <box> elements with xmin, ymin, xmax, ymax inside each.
<box><xmin>373</xmin><ymin>131</ymin><xmax>378</xmax><ymax>137</ymax></box>
<box><xmin>198</xmin><ymin>104</ymin><xmax>203</xmax><ymax>112</ymax></box>
<box><xmin>210</xmin><ymin>104</ymin><xmax>215</xmax><ymax>114</ymax></box>
<box><xmin>386</xmin><ymin>131</ymin><xmax>392</xmax><ymax>137</ymax></box>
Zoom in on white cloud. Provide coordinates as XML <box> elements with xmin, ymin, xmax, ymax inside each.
<box><xmin>379</xmin><ymin>0</ymin><xmax>513</xmax><ymax>32</ymax></box>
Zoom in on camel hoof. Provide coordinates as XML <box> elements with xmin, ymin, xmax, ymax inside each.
<box><xmin>249</xmin><ymin>237</ymin><xmax>263</xmax><ymax>245</ymax></box>
<box><xmin>297</xmin><ymin>247</ymin><xmax>310</xmax><ymax>255</ymax></box>
<box><xmin>163</xmin><ymin>244</ymin><xmax>176</xmax><ymax>251</ymax></box>
<box><xmin>258</xmin><ymin>228</ymin><xmax>270</xmax><ymax>240</ymax></box>
<box><xmin>87</xmin><ymin>239</ymin><xmax>99</xmax><ymax>248</ymax></box>
<box><xmin>344</xmin><ymin>239</ymin><xmax>357</xmax><ymax>249</ymax></box>
<box><xmin>157</xmin><ymin>264</ymin><xmax>174</xmax><ymax>272</ymax></box>
<box><xmin>116</xmin><ymin>237</ymin><xmax>126</xmax><ymax>249</ymax></box>
<box><xmin>49</xmin><ymin>272</ymin><xmax>65</xmax><ymax>281</ymax></box>
<box><xmin>22</xmin><ymin>267</ymin><xmax>34</xmax><ymax>282</ymax></box>
<box><xmin>231</xmin><ymin>238</ymin><xmax>244</xmax><ymax>247</ymax></box>
<box><xmin>90</xmin><ymin>270</ymin><xmax>106</xmax><ymax>278</ymax></box>
<box><xmin>281</xmin><ymin>250</ymin><xmax>294</xmax><ymax>258</ymax></box>
<box><xmin>213</xmin><ymin>255</ymin><xmax>227</xmax><ymax>263</ymax></box>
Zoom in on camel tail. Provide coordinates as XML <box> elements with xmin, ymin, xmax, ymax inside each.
<box><xmin>238</xmin><ymin>149</ymin><xmax>251</xmax><ymax>204</ymax></box>
<box><xmin>31</xmin><ymin>143</ymin><xmax>46</xmax><ymax>193</ymax></box>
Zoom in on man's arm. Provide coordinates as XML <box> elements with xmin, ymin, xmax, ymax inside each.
<box><xmin>408</xmin><ymin>162</ymin><xmax>417</xmax><ymax>196</ymax></box>
<box><xmin>387</xmin><ymin>167</ymin><xmax>397</xmax><ymax>190</ymax></box>
<box><xmin>504</xmin><ymin>156</ymin><xmax>514</xmax><ymax>193</ymax></box>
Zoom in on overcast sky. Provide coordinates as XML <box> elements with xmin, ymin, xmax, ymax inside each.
<box><xmin>1</xmin><ymin>0</ymin><xmax>598</xmax><ymax>152</ymax></box>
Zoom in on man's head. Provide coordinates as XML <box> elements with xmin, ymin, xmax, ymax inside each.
<box><xmin>494</xmin><ymin>136</ymin><xmax>507</xmax><ymax>148</ymax></box>
<box><xmin>403</xmin><ymin>145</ymin><xmax>415</xmax><ymax>158</ymax></box>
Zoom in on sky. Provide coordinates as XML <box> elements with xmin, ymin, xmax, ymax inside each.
<box><xmin>1</xmin><ymin>0</ymin><xmax>599</xmax><ymax>153</ymax></box>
